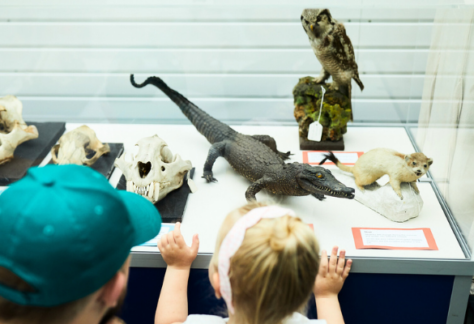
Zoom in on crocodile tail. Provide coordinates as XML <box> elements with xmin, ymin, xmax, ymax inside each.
<box><xmin>130</xmin><ymin>75</ymin><xmax>234</xmax><ymax>144</ymax></box>
<box><xmin>320</xmin><ymin>151</ymin><xmax>354</xmax><ymax>173</ymax></box>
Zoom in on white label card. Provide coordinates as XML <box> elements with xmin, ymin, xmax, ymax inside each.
<box><xmin>187</xmin><ymin>178</ymin><xmax>198</xmax><ymax>193</ymax></box>
<box><xmin>141</xmin><ymin>223</ymin><xmax>175</xmax><ymax>246</ymax></box>
<box><xmin>360</xmin><ymin>229</ymin><xmax>429</xmax><ymax>248</ymax></box>
<box><xmin>307</xmin><ymin>122</ymin><xmax>323</xmax><ymax>142</ymax></box>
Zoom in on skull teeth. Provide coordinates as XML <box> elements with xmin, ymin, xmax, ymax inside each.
<box><xmin>131</xmin><ymin>183</ymin><xmax>153</xmax><ymax>196</ymax></box>
<box><xmin>126</xmin><ymin>182</ymin><xmax>160</xmax><ymax>203</ymax></box>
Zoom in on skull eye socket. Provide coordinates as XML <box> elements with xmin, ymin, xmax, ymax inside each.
<box><xmin>161</xmin><ymin>166</ymin><xmax>165</xmax><ymax>172</ymax></box>
<box><xmin>138</xmin><ymin>161</ymin><xmax>152</xmax><ymax>178</ymax></box>
<box><xmin>316</xmin><ymin>173</ymin><xmax>323</xmax><ymax>179</ymax></box>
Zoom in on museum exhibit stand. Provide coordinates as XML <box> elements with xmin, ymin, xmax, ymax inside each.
<box><xmin>1</xmin><ymin>123</ymin><xmax>472</xmax><ymax>324</ymax></box>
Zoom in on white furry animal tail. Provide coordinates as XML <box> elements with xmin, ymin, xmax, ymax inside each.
<box><xmin>319</xmin><ymin>152</ymin><xmax>354</xmax><ymax>173</ymax></box>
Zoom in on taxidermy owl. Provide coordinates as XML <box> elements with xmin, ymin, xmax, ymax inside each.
<box><xmin>301</xmin><ymin>9</ymin><xmax>364</xmax><ymax>120</ymax></box>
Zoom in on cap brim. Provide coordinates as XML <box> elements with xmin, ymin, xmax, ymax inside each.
<box><xmin>117</xmin><ymin>190</ymin><xmax>162</xmax><ymax>246</ymax></box>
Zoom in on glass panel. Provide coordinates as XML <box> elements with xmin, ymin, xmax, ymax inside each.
<box><xmin>1</xmin><ymin>0</ymin><xmax>473</xmax><ymax>257</ymax></box>
<box><xmin>412</xmin><ymin>2</ymin><xmax>474</xmax><ymax>253</ymax></box>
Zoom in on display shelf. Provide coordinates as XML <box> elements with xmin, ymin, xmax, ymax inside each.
<box><xmin>1</xmin><ymin>123</ymin><xmax>471</xmax><ymax>275</ymax></box>
<box><xmin>0</xmin><ymin>122</ymin><xmax>472</xmax><ymax>324</ymax></box>
<box><xmin>105</xmin><ymin>123</ymin><xmax>462</xmax><ymax>261</ymax></box>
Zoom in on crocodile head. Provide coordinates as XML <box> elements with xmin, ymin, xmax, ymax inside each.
<box><xmin>296</xmin><ymin>164</ymin><xmax>355</xmax><ymax>199</ymax></box>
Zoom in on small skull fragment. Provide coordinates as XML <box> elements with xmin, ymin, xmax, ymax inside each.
<box><xmin>51</xmin><ymin>125</ymin><xmax>110</xmax><ymax>166</ymax></box>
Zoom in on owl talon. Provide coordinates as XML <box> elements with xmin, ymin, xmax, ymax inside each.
<box><xmin>328</xmin><ymin>82</ymin><xmax>339</xmax><ymax>91</ymax></box>
<box><xmin>313</xmin><ymin>77</ymin><xmax>325</xmax><ymax>84</ymax></box>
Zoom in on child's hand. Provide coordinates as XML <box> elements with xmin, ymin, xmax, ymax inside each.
<box><xmin>157</xmin><ymin>222</ymin><xmax>199</xmax><ymax>269</ymax></box>
<box><xmin>104</xmin><ymin>317</ymin><xmax>125</xmax><ymax>324</ymax></box>
<box><xmin>314</xmin><ymin>246</ymin><xmax>352</xmax><ymax>298</ymax></box>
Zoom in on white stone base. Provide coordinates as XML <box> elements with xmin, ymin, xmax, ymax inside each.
<box><xmin>333</xmin><ymin>170</ymin><xmax>424</xmax><ymax>223</ymax></box>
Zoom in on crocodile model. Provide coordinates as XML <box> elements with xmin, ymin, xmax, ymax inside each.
<box><xmin>130</xmin><ymin>75</ymin><xmax>355</xmax><ymax>202</ymax></box>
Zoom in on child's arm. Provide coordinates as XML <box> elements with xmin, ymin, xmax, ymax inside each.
<box><xmin>314</xmin><ymin>247</ymin><xmax>352</xmax><ymax>324</ymax></box>
<box><xmin>155</xmin><ymin>223</ymin><xmax>199</xmax><ymax>324</ymax></box>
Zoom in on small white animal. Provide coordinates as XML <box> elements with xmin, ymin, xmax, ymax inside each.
<box><xmin>320</xmin><ymin>149</ymin><xmax>433</xmax><ymax>200</ymax></box>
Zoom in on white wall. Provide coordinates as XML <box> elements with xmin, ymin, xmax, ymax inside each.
<box><xmin>0</xmin><ymin>1</ymin><xmax>439</xmax><ymax>124</ymax></box>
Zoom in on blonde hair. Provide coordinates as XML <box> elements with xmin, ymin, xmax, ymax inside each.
<box><xmin>210</xmin><ymin>202</ymin><xmax>320</xmax><ymax>324</ymax></box>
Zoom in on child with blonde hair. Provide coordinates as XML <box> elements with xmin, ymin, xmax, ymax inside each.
<box><xmin>155</xmin><ymin>202</ymin><xmax>352</xmax><ymax>324</ymax></box>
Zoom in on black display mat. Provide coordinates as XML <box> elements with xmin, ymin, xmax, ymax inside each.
<box><xmin>300</xmin><ymin>137</ymin><xmax>345</xmax><ymax>151</ymax></box>
<box><xmin>0</xmin><ymin>122</ymin><xmax>66</xmax><ymax>186</ymax></box>
<box><xmin>116</xmin><ymin>168</ymin><xmax>195</xmax><ymax>223</ymax></box>
<box><xmin>49</xmin><ymin>143</ymin><xmax>124</xmax><ymax>180</ymax></box>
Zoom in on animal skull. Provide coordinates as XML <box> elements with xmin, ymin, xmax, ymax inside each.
<box><xmin>51</xmin><ymin>125</ymin><xmax>110</xmax><ymax>166</ymax></box>
<box><xmin>114</xmin><ymin>135</ymin><xmax>192</xmax><ymax>203</ymax></box>
<box><xmin>0</xmin><ymin>95</ymin><xmax>39</xmax><ymax>165</ymax></box>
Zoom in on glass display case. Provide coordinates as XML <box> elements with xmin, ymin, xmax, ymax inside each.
<box><xmin>1</xmin><ymin>1</ymin><xmax>473</xmax><ymax>323</ymax></box>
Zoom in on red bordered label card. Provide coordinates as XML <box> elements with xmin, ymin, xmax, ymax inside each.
<box><xmin>303</xmin><ymin>151</ymin><xmax>363</xmax><ymax>166</ymax></box>
<box><xmin>352</xmin><ymin>228</ymin><xmax>438</xmax><ymax>250</ymax></box>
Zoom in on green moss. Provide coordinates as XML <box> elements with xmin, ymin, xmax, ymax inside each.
<box><xmin>293</xmin><ymin>77</ymin><xmax>351</xmax><ymax>142</ymax></box>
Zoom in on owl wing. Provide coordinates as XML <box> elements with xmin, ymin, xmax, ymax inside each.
<box><xmin>330</xmin><ymin>23</ymin><xmax>359</xmax><ymax>74</ymax></box>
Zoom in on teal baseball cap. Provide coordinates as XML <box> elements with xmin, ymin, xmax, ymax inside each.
<box><xmin>0</xmin><ymin>164</ymin><xmax>161</xmax><ymax>307</ymax></box>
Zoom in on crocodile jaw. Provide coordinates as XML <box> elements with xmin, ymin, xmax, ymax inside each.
<box><xmin>298</xmin><ymin>178</ymin><xmax>355</xmax><ymax>199</ymax></box>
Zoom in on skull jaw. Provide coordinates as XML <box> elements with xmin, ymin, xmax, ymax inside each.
<box><xmin>126</xmin><ymin>180</ymin><xmax>161</xmax><ymax>203</ymax></box>
<box><xmin>126</xmin><ymin>180</ymin><xmax>186</xmax><ymax>203</ymax></box>
<box><xmin>0</xmin><ymin>155</ymin><xmax>13</xmax><ymax>166</ymax></box>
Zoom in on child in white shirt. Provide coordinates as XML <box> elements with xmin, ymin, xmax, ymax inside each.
<box><xmin>155</xmin><ymin>202</ymin><xmax>352</xmax><ymax>324</ymax></box>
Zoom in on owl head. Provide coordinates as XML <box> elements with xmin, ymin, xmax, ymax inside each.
<box><xmin>301</xmin><ymin>9</ymin><xmax>334</xmax><ymax>39</ymax></box>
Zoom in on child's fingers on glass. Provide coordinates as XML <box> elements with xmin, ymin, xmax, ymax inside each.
<box><xmin>174</xmin><ymin>222</ymin><xmax>182</xmax><ymax>234</ymax></box>
<box><xmin>343</xmin><ymin>259</ymin><xmax>352</xmax><ymax>278</ymax></box>
<box><xmin>319</xmin><ymin>250</ymin><xmax>328</xmax><ymax>276</ymax></box>
<box><xmin>336</xmin><ymin>250</ymin><xmax>345</xmax><ymax>275</ymax></box>
<box><xmin>158</xmin><ymin>235</ymin><xmax>168</xmax><ymax>251</ymax></box>
<box><xmin>174</xmin><ymin>232</ymin><xmax>185</xmax><ymax>246</ymax></box>
<box><xmin>173</xmin><ymin>230</ymin><xmax>180</xmax><ymax>245</ymax></box>
<box><xmin>161</xmin><ymin>233</ymin><xmax>169</xmax><ymax>246</ymax></box>
<box><xmin>166</xmin><ymin>230</ymin><xmax>173</xmax><ymax>245</ymax></box>
<box><xmin>329</xmin><ymin>246</ymin><xmax>338</xmax><ymax>272</ymax></box>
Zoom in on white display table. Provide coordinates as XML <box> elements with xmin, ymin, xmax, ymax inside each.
<box><xmin>62</xmin><ymin>123</ymin><xmax>465</xmax><ymax>261</ymax></box>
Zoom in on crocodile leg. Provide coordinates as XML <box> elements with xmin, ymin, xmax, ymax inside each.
<box><xmin>245</xmin><ymin>177</ymin><xmax>270</xmax><ymax>201</ymax></box>
<box><xmin>202</xmin><ymin>141</ymin><xmax>227</xmax><ymax>183</ymax></box>
<box><xmin>251</xmin><ymin>135</ymin><xmax>291</xmax><ymax>160</ymax></box>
